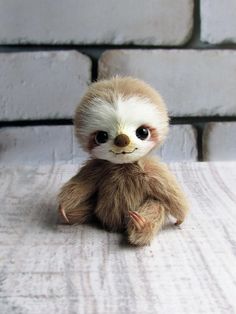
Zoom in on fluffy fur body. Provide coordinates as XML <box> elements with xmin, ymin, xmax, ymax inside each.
<box><xmin>58</xmin><ymin>77</ymin><xmax>188</xmax><ymax>246</ymax></box>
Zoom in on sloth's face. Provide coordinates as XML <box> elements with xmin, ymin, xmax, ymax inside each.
<box><xmin>76</xmin><ymin>95</ymin><xmax>169</xmax><ymax>164</ymax></box>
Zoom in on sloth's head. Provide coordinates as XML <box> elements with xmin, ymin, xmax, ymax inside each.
<box><xmin>75</xmin><ymin>77</ymin><xmax>169</xmax><ymax>164</ymax></box>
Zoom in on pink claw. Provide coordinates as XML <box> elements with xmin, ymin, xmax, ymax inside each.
<box><xmin>129</xmin><ymin>211</ymin><xmax>146</xmax><ymax>230</ymax></box>
<box><xmin>59</xmin><ymin>205</ymin><xmax>69</xmax><ymax>223</ymax></box>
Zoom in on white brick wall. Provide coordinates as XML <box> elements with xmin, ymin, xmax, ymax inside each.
<box><xmin>0</xmin><ymin>51</ymin><xmax>91</xmax><ymax>120</ymax></box>
<box><xmin>203</xmin><ymin>122</ymin><xmax>236</xmax><ymax>161</ymax></box>
<box><xmin>99</xmin><ymin>50</ymin><xmax>236</xmax><ymax>117</ymax></box>
<box><xmin>201</xmin><ymin>0</ymin><xmax>236</xmax><ymax>44</ymax></box>
<box><xmin>0</xmin><ymin>1</ymin><xmax>236</xmax><ymax>163</ymax></box>
<box><xmin>0</xmin><ymin>125</ymin><xmax>197</xmax><ymax>165</ymax></box>
<box><xmin>0</xmin><ymin>0</ymin><xmax>193</xmax><ymax>45</ymax></box>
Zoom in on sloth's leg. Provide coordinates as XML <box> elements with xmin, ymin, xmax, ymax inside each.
<box><xmin>58</xmin><ymin>198</ymin><xmax>94</xmax><ymax>225</ymax></box>
<box><xmin>58</xmin><ymin>179</ymin><xmax>95</xmax><ymax>224</ymax></box>
<box><xmin>127</xmin><ymin>200</ymin><xmax>165</xmax><ymax>246</ymax></box>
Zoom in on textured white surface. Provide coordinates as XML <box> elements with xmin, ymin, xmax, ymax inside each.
<box><xmin>0</xmin><ymin>125</ymin><xmax>197</xmax><ymax>165</ymax></box>
<box><xmin>201</xmin><ymin>0</ymin><xmax>236</xmax><ymax>44</ymax></box>
<box><xmin>0</xmin><ymin>52</ymin><xmax>91</xmax><ymax>120</ymax></box>
<box><xmin>99</xmin><ymin>50</ymin><xmax>236</xmax><ymax>116</ymax></box>
<box><xmin>203</xmin><ymin>122</ymin><xmax>236</xmax><ymax>161</ymax></box>
<box><xmin>0</xmin><ymin>162</ymin><xmax>236</xmax><ymax>313</ymax></box>
<box><xmin>0</xmin><ymin>0</ymin><xmax>193</xmax><ymax>45</ymax></box>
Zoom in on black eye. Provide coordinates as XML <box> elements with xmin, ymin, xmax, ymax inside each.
<box><xmin>95</xmin><ymin>131</ymin><xmax>109</xmax><ymax>144</ymax></box>
<box><xmin>136</xmin><ymin>127</ymin><xmax>149</xmax><ymax>140</ymax></box>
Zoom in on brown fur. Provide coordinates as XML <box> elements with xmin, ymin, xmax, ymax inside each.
<box><xmin>87</xmin><ymin>131</ymin><xmax>98</xmax><ymax>151</ymax></box>
<box><xmin>58</xmin><ymin>77</ymin><xmax>188</xmax><ymax>246</ymax></box>
<box><xmin>58</xmin><ymin>157</ymin><xmax>188</xmax><ymax>245</ymax></box>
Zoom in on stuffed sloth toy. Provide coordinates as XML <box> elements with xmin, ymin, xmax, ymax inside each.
<box><xmin>58</xmin><ymin>77</ymin><xmax>188</xmax><ymax>246</ymax></box>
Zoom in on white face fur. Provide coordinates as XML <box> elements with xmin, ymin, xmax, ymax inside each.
<box><xmin>78</xmin><ymin>95</ymin><xmax>168</xmax><ymax>164</ymax></box>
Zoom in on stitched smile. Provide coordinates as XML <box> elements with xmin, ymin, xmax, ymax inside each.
<box><xmin>109</xmin><ymin>148</ymin><xmax>138</xmax><ymax>155</ymax></box>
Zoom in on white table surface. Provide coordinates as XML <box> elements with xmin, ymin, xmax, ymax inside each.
<box><xmin>0</xmin><ymin>162</ymin><xmax>236</xmax><ymax>314</ymax></box>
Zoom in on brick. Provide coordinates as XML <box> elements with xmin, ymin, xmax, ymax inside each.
<box><xmin>0</xmin><ymin>126</ymin><xmax>88</xmax><ymax>165</ymax></box>
<box><xmin>0</xmin><ymin>125</ymin><xmax>197</xmax><ymax>165</ymax></box>
<box><xmin>203</xmin><ymin>122</ymin><xmax>236</xmax><ymax>161</ymax></box>
<box><xmin>99</xmin><ymin>50</ymin><xmax>236</xmax><ymax>117</ymax></box>
<box><xmin>201</xmin><ymin>0</ymin><xmax>236</xmax><ymax>44</ymax></box>
<box><xmin>0</xmin><ymin>52</ymin><xmax>91</xmax><ymax>121</ymax></box>
<box><xmin>159</xmin><ymin>125</ymin><xmax>197</xmax><ymax>161</ymax></box>
<box><xmin>0</xmin><ymin>0</ymin><xmax>193</xmax><ymax>45</ymax></box>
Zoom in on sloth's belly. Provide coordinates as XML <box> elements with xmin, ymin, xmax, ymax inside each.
<box><xmin>95</xmin><ymin>167</ymin><xmax>146</xmax><ymax>231</ymax></box>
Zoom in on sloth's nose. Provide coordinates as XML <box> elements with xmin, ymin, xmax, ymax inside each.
<box><xmin>114</xmin><ymin>134</ymin><xmax>130</xmax><ymax>147</ymax></box>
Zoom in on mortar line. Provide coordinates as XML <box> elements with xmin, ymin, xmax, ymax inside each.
<box><xmin>0</xmin><ymin>117</ymin><xmax>235</xmax><ymax>128</ymax></box>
